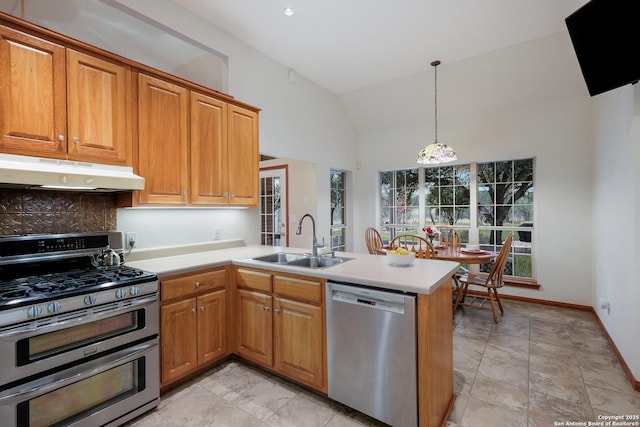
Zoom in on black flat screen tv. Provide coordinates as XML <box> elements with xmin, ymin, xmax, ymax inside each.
<box><xmin>565</xmin><ymin>0</ymin><xmax>640</xmax><ymax>97</ymax></box>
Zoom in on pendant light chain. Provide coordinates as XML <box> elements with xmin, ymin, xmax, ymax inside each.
<box><xmin>431</xmin><ymin>61</ymin><xmax>440</xmax><ymax>144</ymax></box>
<box><xmin>433</xmin><ymin>60</ymin><xmax>438</xmax><ymax>143</ymax></box>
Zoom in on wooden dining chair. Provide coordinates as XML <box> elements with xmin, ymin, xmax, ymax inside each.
<box><xmin>453</xmin><ymin>233</ymin><xmax>513</xmax><ymax>323</ymax></box>
<box><xmin>388</xmin><ymin>234</ymin><xmax>435</xmax><ymax>259</ymax></box>
<box><xmin>364</xmin><ymin>227</ymin><xmax>385</xmax><ymax>255</ymax></box>
<box><xmin>437</xmin><ymin>226</ymin><xmax>460</xmax><ymax>249</ymax></box>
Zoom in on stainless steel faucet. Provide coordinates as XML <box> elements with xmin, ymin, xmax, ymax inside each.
<box><xmin>296</xmin><ymin>213</ymin><xmax>324</xmax><ymax>257</ymax></box>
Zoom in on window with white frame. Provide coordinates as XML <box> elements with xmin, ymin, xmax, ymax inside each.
<box><xmin>380</xmin><ymin>168</ymin><xmax>420</xmax><ymax>243</ymax></box>
<box><xmin>379</xmin><ymin>158</ymin><xmax>535</xmax><ymax>281</ymax></box>
<box><xmin>477</xmin><ymin>159</ymin><xmax>533</xmax><ymax>278</ymax></box>
<box><xmin>424</xmin><ymin>164</ymin><xmax>471</xmax><ymax>243</ymax></box>
<box><xmin>330</xmin><ymin>170</ymin><xmax>347</xmax><ymax>251</ymax></box>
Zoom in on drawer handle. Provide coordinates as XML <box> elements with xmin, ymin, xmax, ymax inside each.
<box><xmin>195</xmin><ymin>282</ymin><xmax>201</xmax><ymax>288</ymax></box>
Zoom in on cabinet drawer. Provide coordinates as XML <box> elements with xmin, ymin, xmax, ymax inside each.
<box><xmin>236</xmin><ymin>268</ymin><xmax>272</xmax><ymax>293</ymax></box>
<box><xmin>161</xmin><ymin>269</ymin><xmax>226</xmax><ymax>301</ymax></box>
<box><xmin>274</xmin><ymin>275</ymin><xmax>322</xmax><ymax>305</ymax></box>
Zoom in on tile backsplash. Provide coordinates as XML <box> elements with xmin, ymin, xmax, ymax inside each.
<box><xmin>0</xmin><ymin>189</ymin><xmax>117</xmax><ymax>236</ymax></box>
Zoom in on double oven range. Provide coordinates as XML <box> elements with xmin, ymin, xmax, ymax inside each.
<box><xmin>0</xmin><ymin>232</ymin><xmax>159</xmax><ymax>427</ymax></box>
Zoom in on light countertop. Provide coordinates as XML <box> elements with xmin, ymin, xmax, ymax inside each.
<box><xmin>125</xmin><ymin>243</ymin><xmax>459</xmax><ymax>295</ymax></box>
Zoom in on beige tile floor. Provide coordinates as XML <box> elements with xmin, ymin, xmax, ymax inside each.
<box><xmin>127</xmin><ymin>300</ymin><xmax>640</xmax><ymax>426</ymax></box>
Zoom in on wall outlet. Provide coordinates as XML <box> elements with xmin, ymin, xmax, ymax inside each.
<box><xmin>214</xmin><ymin>228</ymin><xmax>221</xmax><ymax>240</ymax></box>
<box><xmin>599</xmin><ymin>298</ymin><xmax>610</xmax><ymax>314</ymax></box>
<box><xmin>126</xmin><ymin>232</ymin><xmax>138</xmax><ymax>248</ymax></box>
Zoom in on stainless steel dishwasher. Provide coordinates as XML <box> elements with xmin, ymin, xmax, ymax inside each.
<box><xmin>326</xmin><ymin>281</ymin><xmax>417</xmax><ymax>427</ymax></box>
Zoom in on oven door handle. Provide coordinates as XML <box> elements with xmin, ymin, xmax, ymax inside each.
<box><xmin>0</xmin><ymin>337</ymin><xmax>158</xmax><ymax>404</ymax></box>
<box><xmin>0</xmin><ymin>294</ymin><xmax>157</xmax><ymax>339</ymax></box>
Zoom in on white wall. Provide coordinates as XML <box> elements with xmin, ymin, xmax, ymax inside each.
<box><xmin>117</xmin><ymin>208</ymin><xmax>259</xmax><ymax>249</ymax></box>
<box><xmin>592</xmin><ymin>84</ymin><xmax>640</xmax><ymax>380</ymax></box>
<box><xmin>349</xmin><ymin>33</ymin><xmax>595</xmax><ymax>306</ymax></box>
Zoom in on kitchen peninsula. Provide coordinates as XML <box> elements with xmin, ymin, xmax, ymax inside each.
<box><xmin>126</xmin><ymin>242</ymin><xmax>459</xmax><ymax>427</ymax></box>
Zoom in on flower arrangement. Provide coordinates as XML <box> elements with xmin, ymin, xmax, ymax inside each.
<box><xmin>422</xmin><ymin>226</ymin><xmax>438</xmax><ymax>244</ymax></box>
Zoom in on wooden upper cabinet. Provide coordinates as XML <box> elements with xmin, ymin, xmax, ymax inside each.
<box><xmin>0</xmin><ymin>24</ymin><xmax>66</xmax><ymax>157</ymax></box>
<box><xmin>227</xmin><ymin>104</ymin><xmax>259</xmax><ymax>206</ymax></box>
<box><xmin>66</xmin><ymin>49</ymin><xmax>131</xmax><ymax>165</ymax></box>
<box><xmin>137</xmin><ymin>73</ymin><xmax>189</xmax><ymax>205</ymax></box>
<box><xmin>190</xmin><ymin>91</ymin><xmax>228</xmax><ymax>205</ymax></box>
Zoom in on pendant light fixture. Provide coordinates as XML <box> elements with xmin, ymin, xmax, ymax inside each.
<box><xmin>416</xmin><ymin>60</ymin><xmax>457</xmax><ymax>164</ymax></box>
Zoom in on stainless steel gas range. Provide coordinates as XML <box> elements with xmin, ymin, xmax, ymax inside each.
<box><xmin>0</xmin><ymin>232</ymin><xmax>159</xmax><ymax>427</ymax></box>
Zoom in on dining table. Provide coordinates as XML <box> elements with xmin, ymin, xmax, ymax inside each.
<box><xmin>432</xmin><ymin>246</ymin><xmax>493</xmax><ymax>264</ymax></box>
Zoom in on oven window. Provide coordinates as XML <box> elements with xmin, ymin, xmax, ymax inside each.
<box><xmin>18</xmin><ymin>311</ymin><xmax>141</xmax><ymax>364</ymax></box>
<box><xmin>18</xmin><ymin>358</ymin><xmax>145</xmax><ymax>427</ymax></box>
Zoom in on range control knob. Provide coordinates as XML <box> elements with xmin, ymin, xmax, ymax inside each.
<box><xmin>47</xmin><ymin>302</ymin><xmax>62</xmax><ymax>313</ymax></box>
<box><xmin>115</xmin><ymin>288</ymin><xmax>127</xmax><ymax>299</ymax></box>
<box><xmin>84</xmin><ymin>295</ymin><xmax>97</xmax><ymax>305</ymax></box>
<box><xmin>129</xmin><ymin>286</ymin><xmax>140</xmax><ymax>296</ymax></box>
<box><xmin>27</xmin><ymin>306</ymin><xmax>43</xmax><ymax>317</ymax></box>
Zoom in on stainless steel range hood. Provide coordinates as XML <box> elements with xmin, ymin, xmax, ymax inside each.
<box><xmin>0</xmin><ymin>153</ymin><xmax>144</xmax><ymax>191</ymax></box>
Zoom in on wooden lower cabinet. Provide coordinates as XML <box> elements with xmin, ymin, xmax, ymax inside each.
<box><xmin>273</xmin><ymin>297</ymin><xmax>324</xmax><ymax>390</ymax></box>
<box><xmin>235</xmin><ymin>267</ymin><xmax>326</xmax><ymax>392</ymax></box>
<box><xmin>236</xmin><ymin>289</ymin><xmax>273</xmax><ymax>366</ymax></box>
<box><xmin>161</xmin><ymin>298</ymin><xmax>197</xmax><ymax>383</ymax></box>
<box><xmin>197</xmin><ymin>290</ymin><xmax>227</xmax><ymax>366</ymax></box>
<box><xmin>160</xmin><ymin>269</ymin><xmax>228</xmax><ymax>387</ymax></box>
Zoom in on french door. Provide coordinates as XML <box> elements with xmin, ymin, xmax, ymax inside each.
<box><xmin>259</xmin><ymin>166</ymin><xmax>288</xmax><ymax>246</ymax></box>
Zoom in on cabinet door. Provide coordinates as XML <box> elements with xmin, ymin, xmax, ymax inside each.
<box><xmin>190</xmin><ymin>91</ymin><xmax>228</xmax><ymax>205</ymax></box>
<box><xmin>137</xmin><ymin>73</ymin><xmax>189</xmax><ymax>205</ymax></box>
<box><xmin>161</xmin><ymin>298</ymin><xmax>197</xmax><ymax>385</ymax></box>
<box><xmin>274</xmin><ymin>297</ymin><xmax>324</xmax><ymax>390</ymax></box>
<box><xmin>227</xmin><ymin>104</ymin><xmax>258</xmax><ymax>206</ymax></box>
<box><xmin>66</xmin><ymin>49</ymin><xmax>131</xmax><ymax>165</ymax></box>
<box><xmin>0</xmin><ymin>25</ymin><xmax>66</xmax><ymax>157</ymax></box>
<box><xmin>197</xmin><ymin>290</ymin><xmax>227</xmax><ymax>365</ymax></box>
<box><xmin>236</xmin><ymin>289</ymin><xmax>272</xmax><ymax>367</ymax></box>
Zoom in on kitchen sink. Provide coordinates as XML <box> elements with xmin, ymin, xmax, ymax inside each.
<box><xmin>251</xmin><ymin>252</ymin><xmax>307</xmax><ymax>264</ymax></box>
<box><xmin>286</xmin><ymin>256</ymin><xmax>352</xmax><ymax>269</ymax></box>
<box><xmin>251</xmin><ymin>253</ymin><xmax>352</xmax><ymax>269</ymax></box>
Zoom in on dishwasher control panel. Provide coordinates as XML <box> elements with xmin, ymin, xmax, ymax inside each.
<box><xmin>331</xmin><ymin>290</ymin><xmax>406</xmax><ymax>314</ymax></box>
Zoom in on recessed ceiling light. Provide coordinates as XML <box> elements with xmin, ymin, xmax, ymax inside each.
<box><xmin>283</xmin><ymin>8</ymin><xmax>294</xmax><ymax>17</ymax></box>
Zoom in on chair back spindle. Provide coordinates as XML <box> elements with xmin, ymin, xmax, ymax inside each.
<box><xmin>389</xmin><ymin>234</ymin><xmax>435</xmax><ymax>259</ymax></box>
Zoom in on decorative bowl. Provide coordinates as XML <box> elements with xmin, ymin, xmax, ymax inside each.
<box><xmin>386</xmin><ymin>252</ymin><xmax>415</xmax><ymax>266</ymax></box>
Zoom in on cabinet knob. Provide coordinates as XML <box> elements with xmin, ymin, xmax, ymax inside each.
<box><xmin>191</xmin><ymin>308</ymin><xmax>196</xmax><ymax>314</ymax></box>
<box><xmin>200</xmin><ymin>306</ymin><xmax>205</xmax><ymax>311</ymax></box>
<box><xmin>58</xmin><ymin>135</ymin><xmax>65</xmax><ymax>142</ymax></box>
<box><xmin>73</xmin><ymin>137</ymin><xmax>80</xmax><ymax>144</ymax></box>
<box><xmin>231</xmin><ymin>193</ymin><xmax>235</xmax><ymax>197</ymax></box>
<box><xmin>274</xmin><ymin>308</ymin><xmax>280</xmax><ymax>314</ymax></box>
<box><xmin>263</xmin><ymin>306</ymin><xmax>270</xmax><ymax>311</ymax></box>
<box><xmin>195</xmin><ymin>281</ymin><xmax>201</xmax><ymax>288</ymax></box>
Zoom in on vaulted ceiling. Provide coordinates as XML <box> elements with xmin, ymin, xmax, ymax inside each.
<box><xmin>171</xmin><ymin>0</ymin><xmax>587</xmax><ymax>95</ymax></box>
